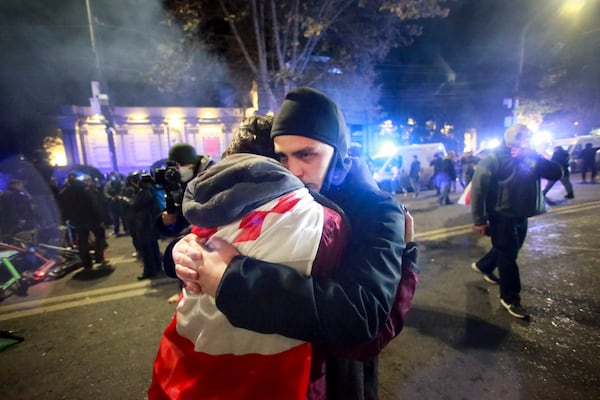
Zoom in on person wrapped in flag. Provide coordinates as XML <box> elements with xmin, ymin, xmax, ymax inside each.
<box><xmin>172</xmin><ymin>87</ymin><xmax>416</xmax><ymax>399</ymax></box>
<box><xmin>149</xmin><ymin>115</ymin><xmax>349</xmax><ymax>400</ymax></box>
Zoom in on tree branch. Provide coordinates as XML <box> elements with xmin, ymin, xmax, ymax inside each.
<box><xmin>218</xmin><ymin>0</ymin><xmax>258</xmax><ymax>75</ymax></box>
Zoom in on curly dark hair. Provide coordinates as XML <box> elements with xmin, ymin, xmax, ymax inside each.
<box><xmin>222</xmin><ymin>115</ymin><xmax>276</xmax><ymax>159</ymax></box>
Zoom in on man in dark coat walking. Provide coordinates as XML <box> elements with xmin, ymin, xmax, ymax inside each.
<box><xmin>543</xmin><ymin>145</ymin><xmax>574</xmax><ymax>199</ymax></box>
<box><xmin>580</xmin><ymin>142</ymin><xmax>599</xmax><ymax>183</ymax></box>
<box><xmin>470</xmin><ymin>124</ymin><xmax>562</xmax><ymax>319</ymax></box>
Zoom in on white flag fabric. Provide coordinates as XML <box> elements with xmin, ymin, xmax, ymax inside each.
<box><xmin>149</xmin><ymin>189</ymin><xmax>324</xmax><ymax>400</ymax></box>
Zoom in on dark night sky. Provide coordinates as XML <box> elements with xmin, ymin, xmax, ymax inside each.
<box><xmin>0</xmin><ymin>0</ymin><xmax>193</xmax><ymax>111</ymax></box>
<box><xmin>0</xmin><ymin>0</ymin><xmax>598</xmax><ymax>158</ymax></box>
<box><xmin>0</xmin><ymin>0</ymin><xmax>233</xmax><ymax>158</ymax></box>
<box><xmin>378</xmin><ymin>0</ymin><xmax>524</xmax><ymax>129</ymax></box>
<box><xmin>0</xmin><ymin>0</ymin><xmax>168</xmax><ymax>156</ymax></box>
<box><xmin>379</xmin><ymin>0</ymin><xmax>599</xmax><ymax>136</ymax></box>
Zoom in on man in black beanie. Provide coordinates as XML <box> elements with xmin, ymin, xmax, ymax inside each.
<box><xmin>159</xmin><ymin>143</ymin><xmax>214</xmax><ymax>236</ymax></box>
<box><xmin>174</xmin><ymin>87</ymin><xmax>417</xmax><ymax>399</ymax></box>
<box><xmin>269</xmin><ymin>86</ymin><xmax>351</xmax><ymax>193</ymax></box>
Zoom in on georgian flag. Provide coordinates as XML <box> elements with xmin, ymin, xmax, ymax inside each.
<box><xmin>150</xmin><ymin>189</ymin><xmax>325</xmax><ymax>400</ymax></box>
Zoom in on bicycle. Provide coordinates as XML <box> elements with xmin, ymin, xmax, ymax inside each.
<box><xmin>0</xmin><ymin>225</ymin><xmax>84</xmax><ymax>299</ymax></box>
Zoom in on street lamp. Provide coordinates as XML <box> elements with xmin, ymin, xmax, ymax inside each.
<box><xmin>85</xmin><ymin>0</ymin><xmax>101</xmax><ymax>75</ymax></box>
<box><xmin>513</xmin><ymin>0</ymin><xmax>586</xmax><ymax>119</ymax></box>
<box><xmin>85</xmin><ymin>0</ymin><xmax>118</xmax><ymax>172</ymax></box>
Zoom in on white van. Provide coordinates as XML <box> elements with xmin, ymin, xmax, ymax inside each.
<box><xmin>370</xmin><ymin>143</ymin><xmax>447</xmax><ymax>192</ymax></box>
<box><xmin>553</xmin><ymin>135</ymin><xmax>600</xmax><ymax>173</ymax></box>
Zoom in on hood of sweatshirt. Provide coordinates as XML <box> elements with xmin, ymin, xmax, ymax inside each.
<box><xmin>183</xmin><ymin>153</ymin><xmax>304</xmax><ymax>228</ymax></box>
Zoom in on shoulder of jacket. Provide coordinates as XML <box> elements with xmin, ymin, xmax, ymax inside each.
<box><xmin>341</xmin><ymin>182</ymin><xmax>401</xmax><ymax>214</ymax></box>
<box><xmin>195</xmin><ymin>155</ymin><xmax>214</xmax><ymax>174</ymax></box>
<box><xmin>477</xmin><ymin>151</ymin><xmax>498</xmax><ymax>169</ymax></box>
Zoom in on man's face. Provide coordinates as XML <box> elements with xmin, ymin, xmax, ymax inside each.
<box><xmin>273</xmin><ymin>135</ymin><xmax>334</xmax><ymax>192</ymax></box>
<box><xmin>510</xmin><ymin>133</ymin><xmax>533</xmax><ymax>158</ymax></box>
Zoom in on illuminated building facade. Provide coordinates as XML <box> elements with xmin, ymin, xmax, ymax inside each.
<box><xmin>56</xmin><ymin>105</ymin><xmax>251</xmax><ymax>174</ymax></box>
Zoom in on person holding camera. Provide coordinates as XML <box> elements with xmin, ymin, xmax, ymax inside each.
<box><xmin>157</xmin><ymin>144</ymin><xmax>214</xmax><ymax>237</ymax></box>
<box><xmin>157</xmin><ymin>144</ymin><xmax>213</xmax><ymax>299</ymax></box>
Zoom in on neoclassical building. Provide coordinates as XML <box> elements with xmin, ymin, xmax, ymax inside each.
<box><xmin>56</xmin><ymin>105</ymin><xmax>252</xmax><ymax>174</ymax></box>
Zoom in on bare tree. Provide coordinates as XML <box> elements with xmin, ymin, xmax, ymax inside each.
<box><xmin>154</xmin><ymin>0</ymin><xmax>450</xmax><ymax>112</ymax></box>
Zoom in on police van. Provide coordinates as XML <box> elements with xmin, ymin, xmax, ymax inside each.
<box><xmin>370</xmin><ymin>143</ymin><xmax>447</xmax><ymax>192</ymax></box>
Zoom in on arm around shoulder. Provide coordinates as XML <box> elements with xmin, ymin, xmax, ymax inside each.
<box><xmin>215</xmin><ymin>192</ymin><xmax>406</xmax><ymax>348</ymax></box>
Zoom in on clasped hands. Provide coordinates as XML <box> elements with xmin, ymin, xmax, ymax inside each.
<box><xmin>173</xmin><ymin>233</ymin><xmax>240</xmax><ymax>297</ymax></box>
<box><xmin>175</xmin><ymin>205</ymin><xmax>415</xmax><ymax>296</ymax></box>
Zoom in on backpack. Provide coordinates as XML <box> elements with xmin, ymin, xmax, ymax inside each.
<box><xmin>488</xmin><ymin>150</ymin><xmax>546</xmax><ymax>218</ymax></box>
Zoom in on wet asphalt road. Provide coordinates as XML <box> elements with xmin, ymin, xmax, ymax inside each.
<box><xmin>1</xmin><ymin>181</ymin><xmax>599</xmax><ymax>400</ymax></box>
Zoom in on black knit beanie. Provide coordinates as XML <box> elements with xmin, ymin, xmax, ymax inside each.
<box><xmin>168</xmin><ymin>143</ymin><xmax>198</xmax><ymax>165</ymax></box>
<box><xmin>271</xmin><ymin>87</ymin><xmax>351</xmax><ymax>191</ymax></box>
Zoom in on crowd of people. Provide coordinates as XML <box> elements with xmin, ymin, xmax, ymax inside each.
<box><xmin>372</xmin><ymin>148</ymin><xmax>479</xmax><ymax>206</ymax></box>
<box><xmin>0</xmin><ymin>159</ymin><xmax>169</xmax><ymax>278</ymax></box>
<box><xmin>382</xmin><ymin>137</ymin><xmax>590</xmax><ymax>207</ymax></box>
<box><xmin>2</xmin><ymin>85</ymin><xmax>599</xmax><ymax>399</ymax></box>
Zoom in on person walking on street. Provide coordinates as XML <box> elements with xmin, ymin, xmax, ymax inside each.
<box><xmin>409</xmin><ymin>155</ymin><xmax>421</xmax><ymax>197</ymax></box>
<box><xmin>436</xmin><ymin>151</ymin><xmax>456</xmax><ymax>205</ymax></box>
<box><xmin>470</xmin><ymin>124</ymin><xmax>562</xmax><ymax>319</ymax></box>
<box><xmin>173</xmin><ymin>87</ymin><xmax>418</xmax><ymax>400</ymax></box>
<box><xmin>580</xmin><ymin>142</ymin><xmax>599</xmax><ymax>183</ymax></box>
<box><xmin>543</xmin><ymin>145</ymin><xmax>574</xmax><ymax>199</ymax></box>
<box><xmin>430</xmin><ymin>153</ymin><xmax>442</xmax><ymax>195</ymax></box>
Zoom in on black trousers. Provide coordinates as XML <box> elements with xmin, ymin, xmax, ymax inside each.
<box><xmin>326</xmin><ymin>356</ymin><xmax>378</xmax><ymax>400</ymax></box>
<box><xmin>476</xmin><ymin>213</ymin><xmax>528</xmax><ymax>304</ymax></box>
<box><xmin>543</xmin><ymin>174</ymin><xmax>574</xmax><ymax>197</ymax></box>
<box><xmin>139</xmin><ymin>239</ymin><xmax>161</xmax><ymax>277</ymax></box>
<box><xmin>581</xmin><ymin>163</ymin><xmax>597</xmax><ymax>182</ymax></box>
<box><xmin>76</xmin><ymin>224</ymin><xmax>106</xmax><ymax>268</ymax></box>
<box><xmin>108</xmin><ymin>202</ymin><xmax>126</xmax><ymax>235</ymax></box>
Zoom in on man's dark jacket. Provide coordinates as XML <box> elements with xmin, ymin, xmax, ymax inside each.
<box><xmin>471</xmin><ymin>145</ymin><xmax>563</xmax><ymax>225</ymax></box>
<box><xmin>215</xmin><ymin>157</ymin><xmax>406</xmax><ymax>348</ymax></box>
<box><xmin>58</xmin><ymin>180</ymin><xmax>103</xmax><ymax>227</ymax></box>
